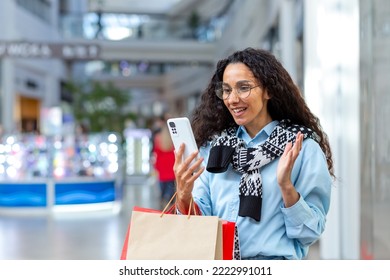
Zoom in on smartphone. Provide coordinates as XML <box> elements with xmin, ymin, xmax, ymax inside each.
<box><xmin>167</xmin><ymin>117</ymin><xmax>199</xmax><ymax>166</ymax></box>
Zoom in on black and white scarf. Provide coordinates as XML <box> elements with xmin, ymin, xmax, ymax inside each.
<box><xmin>206</xmin><ymin>119</ymin><xmax>318</xmax><ymax>222</ymax></box>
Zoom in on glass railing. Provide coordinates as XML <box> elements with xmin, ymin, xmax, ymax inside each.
<box><xmin>60</xmin><ymin>12</ymin><xmax>228</xmax><ymax>42</ymax></box>
<box><xmin>80</xmin><ymin>60</ymin><xmax>176</xmax><ymax>79</ymax></box>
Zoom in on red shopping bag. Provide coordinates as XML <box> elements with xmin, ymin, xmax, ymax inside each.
<box><xmin>221</xmin><ymin>220</ymin><xmax>235</xmax><ymax>260</ymax></box>
<box><xmin>120</xmin><ymin>206</ymin><xmax>236</xmax><ymax>260</ymax></box>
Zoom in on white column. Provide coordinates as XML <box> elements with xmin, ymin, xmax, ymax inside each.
<box><xmin>280</xmin><ymin>0</ymin><xmax>296</xmax><ymax>82</ymax></box>
<box><xmin>303</xmin><ymin>0</ymin><xmax>360</xmax><ymax>259</ymax></box>
<box><xmin>0</xmin><ymin>0</ymin><xmax>17</xmax><ymax>133</ymax></box>
<box><xmin>1</xmin><ymin>59</ymin><xmax>16</xmax><ymax>133</ymax></box>
<box><xmin>44</xmin><ymin>68</ymin><xmax>61</xmax><ymax>107</ymax></box>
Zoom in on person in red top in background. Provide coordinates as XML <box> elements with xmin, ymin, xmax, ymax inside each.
<box><xmin>152</xmin><ymin>114</ymin><xmax>176</xmax><ymax>208</ymax></box>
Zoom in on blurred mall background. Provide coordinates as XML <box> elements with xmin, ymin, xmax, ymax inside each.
<box><xmin>0</xmin><ymin>0</ymin><xmax>389</xmax><ymax>260</ymax></box>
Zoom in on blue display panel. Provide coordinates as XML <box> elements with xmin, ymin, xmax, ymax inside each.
<box><xmin>54</xmin><ymin>180</ymin><xmax>116</xmax><ymax>205</ymax></box>
<box><xmin>0</xmin><ymin>183</ymin><xmax>47</xmax><ymax>207</ymax></box>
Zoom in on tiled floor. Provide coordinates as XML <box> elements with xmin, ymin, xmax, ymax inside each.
<box><xmin>0</xmin><ymin>175</ymin><xmax>319</xmax><ymax>260</ymax></box>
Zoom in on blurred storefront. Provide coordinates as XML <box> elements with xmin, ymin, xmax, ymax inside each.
<box><xmin>0</xmin><ymin>0</ymin><xmax>389</xmax><ymax>259</ymax></box>
<box><xmin>0</xmin><ymin>132</ymin><xmax>124</xmax><ymax>213</ymax></box>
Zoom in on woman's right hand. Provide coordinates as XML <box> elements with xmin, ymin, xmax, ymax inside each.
<box><xmin>174</xmin><ymin>143</ymin><xmax>204</xmax><ymax>213</ymax></box>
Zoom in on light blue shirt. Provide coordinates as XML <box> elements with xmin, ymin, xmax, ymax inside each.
<box><xmin>192</xmin><ymin>120</ymin><xmax>332</xmax><ymax>259</ymax></box>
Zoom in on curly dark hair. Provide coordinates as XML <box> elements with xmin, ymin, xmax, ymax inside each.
<box><xmin>191</xmin><ymin>47</ymin><xmax>334</xmax><ymax>177</ymax></box>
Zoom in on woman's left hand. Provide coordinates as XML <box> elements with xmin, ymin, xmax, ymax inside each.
<box><xmin>276</xmin><ymin>132</ymin><xmax>303</xmax><ymax>205</ymax></box>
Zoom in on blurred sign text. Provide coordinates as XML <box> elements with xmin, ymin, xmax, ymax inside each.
<box><xmin>0</xmin><ymin>41</ymin><xmax>100</xmax><ymax>60</ymax></box>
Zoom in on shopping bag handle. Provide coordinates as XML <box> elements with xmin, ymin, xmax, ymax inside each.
<box><xmin>160</xmin><ymin>191</ymin><xmax>196</xmax><ymax>219</ymax></box>
<box><xmin>160</xmin><ymin>192</ymin><xmax>177</xmax><ymax>215</ymax></box>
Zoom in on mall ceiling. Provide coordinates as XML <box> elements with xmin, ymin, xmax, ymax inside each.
<box><xmin>87</xmin><ymin>0</ymin><xmax>231</xmax><ymax>19</ymax></box>
<box><xmin>88</xmin><ymin>0</ymin><xmax>194</xmax><ymax>15</ymax></box>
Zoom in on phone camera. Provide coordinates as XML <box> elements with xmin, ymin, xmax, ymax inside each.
<box><xmin>168</xmin><ymin>122</ymin><xmax>176</xmax><ymax>128</ymax></box>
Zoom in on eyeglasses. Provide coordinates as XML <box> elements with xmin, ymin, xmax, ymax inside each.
<box><xmin>215</xmin><ymin>82</ymin><xmax>260</xmax><ymax>100</ymax></box>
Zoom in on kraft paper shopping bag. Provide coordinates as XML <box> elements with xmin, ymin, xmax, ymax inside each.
<box><xmin>125</xmin><ymin>209</ymin><xmax>223</xmax><ymax>260</ymax></box>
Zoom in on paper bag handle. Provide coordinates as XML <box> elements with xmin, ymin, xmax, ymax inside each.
<box><xmin>160</xmin><ymin>191</ymin><xmax>196</xmax><ymax>219</ymax></box>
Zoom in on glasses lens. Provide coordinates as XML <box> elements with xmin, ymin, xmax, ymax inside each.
<box><xmin>215</xmin><ymin>83</ymin><xmax>256</xmax><ymax>99</ymax></box>
<box><xmin>215</xmin><ymin>82</ymin><xmax>226</xmax><ymax>99</ymax></box>
<box><xmin>238</xmin><ymin>85</ymin><xmax>252</xmax><ymax>99</ymax></box>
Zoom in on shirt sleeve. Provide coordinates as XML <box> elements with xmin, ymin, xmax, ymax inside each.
<box><xmin>192</xmin><ymin>145</ymin><xmax>213</xmax><ymax>216</ymax></box>
<box><xmin>175</xmin><ymin>202</ymin><xmax>202</xmax><ymax>215</ymax></box>
<box><xmin>280</xmin><ymin>138</ymin><xmax>332</xmax><ymax>247</ymax></box>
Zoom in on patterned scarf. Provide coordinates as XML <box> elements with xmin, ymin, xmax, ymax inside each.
<box><xmin>206</xmin><ymin>119</ymin><xmax>317</xmax><ymax>222</ymax></box>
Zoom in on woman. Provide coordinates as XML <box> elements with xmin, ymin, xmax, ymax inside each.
<box><xmin>152</xmin><ymin>114</ymin><xmax>176</xmax><ymax>208</ymax></box>
<box><xmin>173</xmin><ymin>47</ymin><xmax>334</xmax><ymax>260</ymax></box>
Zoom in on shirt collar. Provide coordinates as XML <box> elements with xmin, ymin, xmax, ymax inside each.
<box><xmin>236</xmin><ymin>120</ymin><xmax>279</xmax><ymax>142</ymax></box>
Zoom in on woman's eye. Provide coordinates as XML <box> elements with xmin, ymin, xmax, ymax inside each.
<box><xmin>239</xmin><ymin>85</ymin><xmax>251</xmax><ymax>92</ymax></box>
<box><xmin>222</xmin><ymin>88</ymin><xmax>231</xmax><ymax>93</ymax></box>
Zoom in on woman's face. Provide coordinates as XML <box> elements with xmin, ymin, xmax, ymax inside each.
<box><xmin>222</xmin><ymin>62</ymin><xmax>272</xmax><ymax>137</ymax></box>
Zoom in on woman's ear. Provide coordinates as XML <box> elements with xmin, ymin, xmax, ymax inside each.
<box><xmin>264</xmin><ymin>89</ymin><xmax>271</xmax><ymax>100</ymax></box>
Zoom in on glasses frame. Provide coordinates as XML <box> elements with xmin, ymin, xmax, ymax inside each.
<box><xmin>215</xmin><ymin>82</ymin><xmax>260</xmax><ymax>100</ymax></box>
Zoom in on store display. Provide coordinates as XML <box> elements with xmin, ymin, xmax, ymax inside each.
<box><xmin>0</xmin><ymin>132</ymin><xmax>122</xmax><ymax>180</ymax></box>
<box><xmin>124</xmin><ymin>128</ymin><xmax>151</xmax><ymax>176</ymax></box>
<box><xmin>0</xmin><ymin>132</ymin><xmax>123</xmax><ymax>211</ymax></box>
